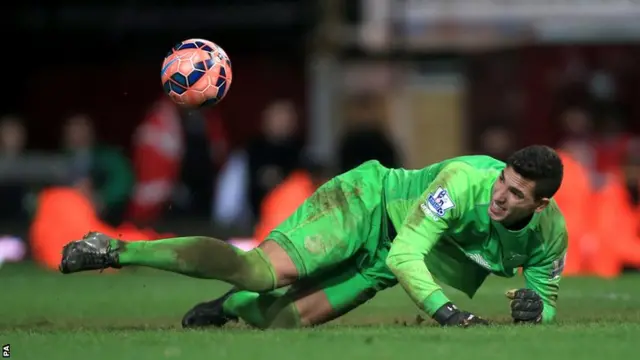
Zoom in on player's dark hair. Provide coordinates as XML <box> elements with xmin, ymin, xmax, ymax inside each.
<box><xmin>506</xmin><ymin>145</ymin><xmax>564</xmax><ymax>199</ymax></box>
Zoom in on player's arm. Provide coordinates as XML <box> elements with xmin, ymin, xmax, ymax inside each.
<box><xmin>386</xmin><ymin>165</ymin><xmax>488</xmax><ymax>327</ymax></box>
<box><xmin>507</xmin><ymin>231</ymin><xmax>568</xmax><ymax>324</ymax></box>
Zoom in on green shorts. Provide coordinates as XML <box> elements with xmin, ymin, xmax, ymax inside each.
<box><xmin>267</xmin><ymin>160</ymin><xmax>398</xmax><ymax>310</ymax></box>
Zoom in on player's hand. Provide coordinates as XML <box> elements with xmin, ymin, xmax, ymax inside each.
<box><xmin>505</xmin><ymin>288</ymin><xmax>543</xmax><ymax>324</ymax></box>
<box><xmin>433</xmin><ymin>302</ymin><xmax>491</xmax><ymax>327</ymax></box>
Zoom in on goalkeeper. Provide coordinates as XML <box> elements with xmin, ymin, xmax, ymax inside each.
<box><xmin>60</xmin><ymin>145</ymin><xmax>567</xmax><ymax>328</ymax></box>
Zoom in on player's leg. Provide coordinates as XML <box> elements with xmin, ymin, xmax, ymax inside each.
<box><xmin>179</xmin><ymin>222</ymin><xmax>365</xmax><ymax>329</ymax></box>
<box><xmin>59</xmin><ymin>231</ymin><xmax>295</xmax><ymax>293</ymax></box>
<box><xmin>180</xmin><ymin>161</ymin><xmax>392</xmax><ymax>328</ymax></box>
<box><xmin>183</xmin><ymin>225</ymin><xmax>398</xmax><ymax>329</ymax></box>
<box><xmin>208</xmin><ymin>263</ymin><xmax>381</xmax><ymax>329</ymax></box>
<box><xmin>284</xmin><ymin>265</ymin><xmax>381</xmax><ymax>327</ymax></box>
<box><xmin>59</xmin><ymin>161</ymin><xmax>381</xmax><ymax>293</ymax></box>
<box><xmin>180</xmin><ymin>188</ymin><xmax>375</xmax><ymax>328</ymax></box>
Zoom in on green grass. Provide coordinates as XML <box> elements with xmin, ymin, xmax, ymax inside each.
<box><xmin>1</xmin><ymin>263</ymin><xmax>638</xmax><ymax>359</ymax></box>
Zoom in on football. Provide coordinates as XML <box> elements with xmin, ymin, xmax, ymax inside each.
<box><xmin>161</xmin><ymin>38</ymin><xmax>232</xmax><ymax>107</ymax></box>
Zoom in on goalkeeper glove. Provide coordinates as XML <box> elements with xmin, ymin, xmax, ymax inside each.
<box><xmin>432</xmin><ymin>302</ymin><xmax>490</xmax><ymax>327</ymax></box>
<box><xmin>505</xmin><ymin>288</ymin><xmax>543</xmax><ymax>324</ymax></box>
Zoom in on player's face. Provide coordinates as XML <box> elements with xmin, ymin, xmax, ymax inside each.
<box><xmin>489</xmin><ymin>167</ymin><xmax>549</xmax><ymax>225</ymax></box>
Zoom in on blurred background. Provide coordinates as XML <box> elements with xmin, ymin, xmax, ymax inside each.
<box><xmin>2</xmin><ymin>0</ymin><xmax>640</xmax><ymax>278</ymax></box>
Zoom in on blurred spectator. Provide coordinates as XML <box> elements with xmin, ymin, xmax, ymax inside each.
<box><xmin>596</xmin><ymin>110</ymin><xmax>636</xmax><ymax>176</ymax></box>
<box><xmin>202</xmin><ymin>108</ymin><xmax>229</xmax><ymax>170</ymax></box>
<box><xmin>478</xmin><ymin>125</ymin><xmax>514</xmax><ymax>162</ymax></box>
<box><xmin>62</xmin><ymin>114</ymin><xmax>135</xmax><ymax>226</ymax></box>
<box><xmin>30</xmin><ymin>186</ymin><xmax>168</xmax><ymax>271</ymax></box>
<box><xmin>246</xmin><ymin>99</ymin><xmax>303</xmax><ymax>219</ymax></box>
<box><xmin>175</xmin><ymin>108</ymin><xmax>226</xmax><ymax>218</ymax></box>
<box><xmin>129</xmin><ymin>98</ymin><xmax>229</xmax><ymax>222</ymax></box>
<box><xmin>129</xmin><ymin>98</ymin><xmax>183</xmax><ymax>224</ymax></box>
<box><xmin>558</xmin><ymin>106</ymin><xmax>598</xmax><ymax>183</ymax></box>
<box><xmin>213</xmin><ymin>148</ymin><xmax>252</xmax><ymax>230</ymax></box>
<box><xmin>0</xmin><ymin>115</ymin><xmax>26</xmax><ymax>158</ymax></box>
<box><xmin>551</xmin><ymin>48</ymin><xmax>590</xmax><ymax>106</ymax></box>
<box><xmin>253</xmin><ymin>154</ymin><xmax>332</xmax><ymax>244</ymax></box>
<box><xmin>554</xmin><ymin>150</ymin><xmax>595</xmax><ymax>276</ymax></box>
<box><xmin>338</xmin><ymin>93</ymin><xmax>400</xmax><ymax>173</ymax></box>
<box><xmin>0</xmin><ymin>115</ymin><xmax>28</xmax><ymax>220</ymax></box>
<box><xmin>555</xmin><ymin>141</ymin><xmax>640</xmax><ymax>278</ymax></box>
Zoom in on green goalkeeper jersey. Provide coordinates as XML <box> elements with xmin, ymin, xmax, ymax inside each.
<box><xmin>384</xmin><ymin>155</ymin><xmax>568</xmax><ymax>323</ymax></box>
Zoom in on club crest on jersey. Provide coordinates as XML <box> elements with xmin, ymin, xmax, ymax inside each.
<box><xmin>422</xmin><ymin>186</ymin><xmax>455</xmax><ymax>218</ymax></box>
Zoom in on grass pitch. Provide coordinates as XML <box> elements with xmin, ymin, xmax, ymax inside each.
<box><xmin>1</xmin><ymin>263</ymin><xmax>638</xmax><ymax>360</ymax></box>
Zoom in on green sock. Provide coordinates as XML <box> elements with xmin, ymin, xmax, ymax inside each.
<box><xmin>222</xmin><ymin>290</ymin><xmax>301</xmax><ymax>329</ymax></box>
<box><xmin>112</xmin><ymin>237</ymin><xmax>277</xmax><ymax>291</ymax></box>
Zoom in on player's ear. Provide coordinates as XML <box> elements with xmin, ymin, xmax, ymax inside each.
<box><xmin>534</xmin><ymin>198</ymin><xmax>550</xmax><ymax>213</ymax></box>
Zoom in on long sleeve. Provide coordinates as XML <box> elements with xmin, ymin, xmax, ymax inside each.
<box><xmin>522</xmin><ymin>231</ymin><xmax>568</xmax><ymax>323</ymax></box>
<box><xmin>386</xmin><ymin>165</ymin><xmax>472</xmax><ymax>316</ymax></box>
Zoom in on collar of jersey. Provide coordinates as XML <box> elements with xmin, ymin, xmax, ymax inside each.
<box><xmin>492</xmin><ymin>210</ymin><xmax>541</xmax><ymax>234</ymax></box>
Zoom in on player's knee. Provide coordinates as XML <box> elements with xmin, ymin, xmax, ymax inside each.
<box><xmin>257</xmin><ymin>240</ymin><xmax>299</xmax><ymax>284</ymax></box>
<box><xmin>232</xmin><ymin>240</ymin><xmax>299</xmax><ymax>292</ymax></box>
<box><xmin>232</xmin><ymin>249</ymin><xmax>278</xmax><ymax>292</ymax></box>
